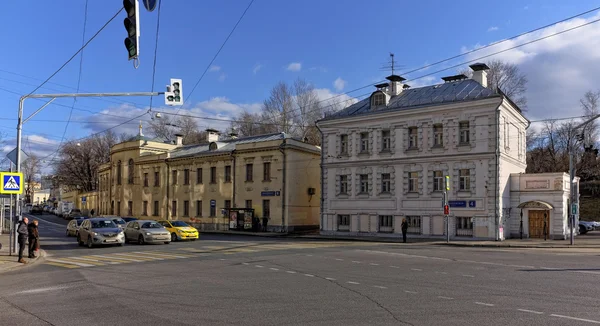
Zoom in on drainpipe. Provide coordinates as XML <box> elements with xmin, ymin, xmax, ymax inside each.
<box><xmin>166</xmin><ymin>160</ymin><xmax>171</xmax><ymax>221</ymax></box>
<box><xmin>315</xmin><ymin>124</ymin><xmax>324</xmax><ymax>231</ymax></box>
<box><xmin>279</xmin><ymin>139</ymin><xmax>287</xmax><ymax>233</ymax></box>
<box><xmin>495</xmin><ymin>101</ymin><xmax>502</xmax><ymax>241</ymax></box>
<box><xmin>231</xmin><ymin>151</ymin><xmax>236</xmax><ymax>207</ymax></box>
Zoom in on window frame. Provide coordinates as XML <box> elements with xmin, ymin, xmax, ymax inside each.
<box><xmin>459</xmin><ymin>121</ymin><xmax>470</xmax><ymax>144</ymax></box>
<box><xmin>142</xmin><ymin>201</ymin><xmax>148</xmax><ymax>216</ymax></box>
<box><xmin>359</xmin><ymin>174</ymin><xmax>369</xmax><ymax>194</ymax></box>
<box><xmin>360</xmin><ymin>132</ymin><xmax>369</xmax><ymax>153</ymax></box>
<box><xmin>127</xmin><ymin>159</ymin><xmax>134</xmax><ymax>184</ymax></box>
<box><xmin>433</xmin><ymin>170</ymin><xmax>443</xmax><ymax>192</ymax></box>
<box><xmin>210</xmin><ymin>166</ymin><xmax>217</xmax><ymax>184</ymax></box>
<box><xmin>153</xmin><ymin>201</ymin><xmax>159</xmax><ymax>217</ymax></box>
<box><xmin>143</xmin><ymin>173</ymin><xmax>149</xmax><ymax>187</ymax></box>
<box><xmin>184</xmin><ymin>169</ymin><xmax>190</xmax><ymax>185</ymax></box>
<box><xmin>183</xmin><ymin>200</ymin><xmax>190</xmax><ymax>217</ymax></box>
<box><xmin>433</xmin><ymin>124</ymin><xmax>443</xmax><ymax>147</ymax></box>
<box><xmin>408</xmin><ymin>172</ymin><xmax>418</xmax><ymax>192</ymax></box>
<box><xmin>381</xmin><ymin>173</ymin><xmax>391</xmax><ymax>193</ymax></box>
<box><xmin>408</xmin><ymin>127</ymin><xmax>418</xmax><ymax>148</ymax></box>
<box><xmin>381</xmin><ymin>130</ymin><xmax>391</xmax><ymax>151</ymax></box>
<box><xmin>340</xmin><ymin>175</ymin><xmax>348</xmax><ymax>194</ymax></box>
<box><xmin>196</xmin><ymin>168</ymin><xmax>203</xmax><ymax>184</ymax></box>
<box><xmin>372</xmin><ymin>93</ymin><xmax>385</xmax><ymax>106</ymax></box>
<box><xmin>246</xmin><ymin>164</ymin><xmax>253</xmax><ymax>182</ymax></box>
<box><xmin>196</xmin><ymin>200</ymin><xmax>202</xmax><ymax>217</ymax></box>
<box><xmin>225</xmin><ymin>165</ymin><xmax>231</xmax><ymax>182</ymax></box>
<box><xmin>263</xmin><ymin>162</ymin><xmax>271</xmax><ymax>182</ymax></box>
<box><xmin>172</xmin><ymin>170</ymin><xmax>178</xmax><ymax>185</ymax></box>
<box><xmin>459</xmin><ymin>169</ymin><xmax>471</xmax><ymax>191</ymax></box>
<box><xmin>340</xmin><ymin>134</ymin><xmax>349</xmax><ymax>154</ymax></box>
<box><xmin>154</xmin><ymin>171</ymin><xmax>160</xmax><ymax>187</ymax></box>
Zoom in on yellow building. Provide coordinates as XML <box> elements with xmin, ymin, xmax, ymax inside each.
<box><xmin>98</xmin><ymin>129</ymin><xmax>321</xmax><ymax>232</ymax></box>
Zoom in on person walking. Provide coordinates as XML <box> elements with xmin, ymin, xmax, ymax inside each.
<box><xmin>262</xmin><ymin>216</ymin><xmax>269</xmax><ymax>232</ymax></box>
<box><xmin>401</xmin><ymin>218</ymin><xmax>408</xmax><ymax>243</ymax></box>
<box><xmin>17</xmin><ymin>217</ymin><xmax>29</xmax><ymax>263</ymax></box>
<box><xmin>28</xmin><ymin>220</ymin><xmax>39</xmax><ymax>258</ymax></box>
<box><xmin>90</xmin><ymin>209</ymin><xmax>94</xmax><ymax>217</ymax></box>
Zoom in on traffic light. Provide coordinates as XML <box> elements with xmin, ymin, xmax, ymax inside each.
<box><xmin>165</xmin><ymin>79</ymin><xmax>183</xmax><ymax>106</ymax></box>
<box><xmin>445</xmin><ymin>175</ymin><xmax>450</xmax><ymax>191</ymax></box>
<box><xmin>123</xmin><ymin>0</ymin><xmax>140</xmax><ymax>61</ymax></box>
<box><xmin>444</xmin><ymin>205</ymin><xmax>449</xmax><ymax>215</ymax></box>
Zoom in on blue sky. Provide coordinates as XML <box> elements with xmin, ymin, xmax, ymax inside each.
<box><xmin>1</xmin><ymin>0</ymin><xmax>600</xmax><ymax>169</ymax></box>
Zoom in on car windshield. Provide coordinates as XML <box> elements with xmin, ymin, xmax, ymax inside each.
<box><xmin>72</xmin><ymin>209</ymin><xmax>81</xmax><ymax>213</ymax></box>
<box><xmin>76</xmin><ymin>220</ymin><xmax>83</xmax><ymax>226</ymax></box>
<box><xmin>142</xmin><ymin>222</ymin><xmax>162</xmax><ymax>229</ymax></box>
<box><xmin>171</xmin><ymin>221</ymin><xmax>189</xmax><ymax>227</ymax></box>
<box><xmin>92</xmin><ymin>220</ymin><xmax>117</xmax><ymax>229</ymax></box>
<box><xmin>112</xmin><ymin>219</ymin><xmax>126</xmax><ymax>225</ymax></box>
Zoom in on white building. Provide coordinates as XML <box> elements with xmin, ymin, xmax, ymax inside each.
<box><xmin>317</xmin><ymin>63</ymin><xmax>577</xmax><ymax>240</ymax></box>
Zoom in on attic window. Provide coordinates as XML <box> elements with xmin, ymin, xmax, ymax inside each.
<box><xmin>372</xmin><ymin>92</ymin><xmax>385</xmax><ymax>107</ymax></box>
<box><xmin>209</xmin><ymin>142</ymin><xmax>218</xmax><ymax>151</ymax></box>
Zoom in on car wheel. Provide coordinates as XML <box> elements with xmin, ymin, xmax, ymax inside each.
<box><xmin>164</xmin><ymin>241</ymin><xmax>170</xmax><ymax>244</ymax></box>
<box><xmin>138</xmin><ymin>235</ymin><xmax>145</xmax><ymax>245</ymax></box>
<box><xmin>171</xmin><ymin>233</ymin><xmax>177</xmax><ymax>242</ymax></box>
<box><xmin>66</xmin><ymin>230</ymin><xmax>70</xmax><ymax>237</ymax></box>
<box><xmin>118</xmin><ymin>241</ymin><xmax>124</xmax><ymax>247</ymax></box>
<box><xmin>87</xmin><ymin>236</ymin><xmax>93</xmax><ymax>248</ymax></box>
<box><xmin>191</xmin><ymin>238</ymin><xmax>197</xmax><ymax>241</ymax></box>
<box><xmin>77</xmin><ymin>235</ymin><xmax>83</xmax><ymax>246</ymax></box>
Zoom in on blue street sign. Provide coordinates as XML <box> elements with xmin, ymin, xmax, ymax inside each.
<box><xmin>261</xmin><ymin>191</ymin><xmax>281</xmax><ymax>197</ymax></box>
<box><xmin>0</xmin><ymin>172</ymin><xmax>23</xmax><ymax>195</ymax></box>
<box><xmin>448</xmin><ymin>200</ymin><xmax>467</xmax><ymax>208</ymax></box>
<box><xmin>210</xmin><ymin>200</ymin><xmax>216</xmax><ymax>207</ymax></box>
<box><xmin>468</xmin><ymin>200</ymin><xmax>476</xmax><ymax>208</ymax></box>
<box><xmin>82</xmin><ymin>196</ymin><xmax>87</xmax><ymax>203</ymax></box>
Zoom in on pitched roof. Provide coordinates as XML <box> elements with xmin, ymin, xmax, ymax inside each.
<box><xmin>321</xmin><ymin>79</ymin><xmax>501</xmax><ymax>121</ymax></box>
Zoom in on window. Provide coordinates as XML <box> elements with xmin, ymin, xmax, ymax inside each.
<box><xmin>153</xmin><ymin>201</ymin><xmax>159</xmax><ymax>216</ymax></box>
<box><xmin>245</xmin><ymin>200</ymin><xmax>252</xmax><ymax>209</ymax></box>
<box><xmin>459</xmin><ymin>121</ymin><xmax>470</xmax><ymax>144</ymax></box>
<box><xmin>263</xmin><ymin>200</ymin><xmax>270</xmax><ymax>219</ymax></box>
<box><xmin>433</xmin><ymin>124</ymin><xmax>443</xmax><ymax>147</ymax></box>
<box><xmin>337</xmin><ymin>214</ymin><xmax>350</xmax><ymax>231</ymax></box>
<box><xmin>359</xmin><ymin>174</ymin><xmax>369</xmax><ymax>194</ymax></box>
<box><xmin>456</xmin><ymin>217</ymin><xmax>474</xmax><ymax>237</ymax></box>
<box><xmin>154</xmin><ymin>171</ymin><xmax>160</xmax><ymax>187</ymax></box>
<box><xmin>111</xmin><ymin>201</ymin><xmax>114</xmax><ymax>215</ymax></box>
<box><xmin>172</xmin><ymin>170</ymin><xmax>178</xmax><ymax>185</ymax></box>
<box><xmin>225</xmin><ymin>200</ymin><xmax>231</xmax><ymax>209</ymax></box>
<box><xmin>196</xmin><ymin>200</ymin><xmax>202</xmax><ymax>217</ymax></box>
<box><xmin>382</xmin><ymin>130</ymin><xmax>391</xmax><ymax>151</ymax></box>
<box><xmin>340</xmin><ymin>175</ymin><xmax>348</xmax><ymax>194</ymax></box>
<box><xmin>183</xmin><ymin>200</ymin><xmax>189</xmax><ymax>217</ymax></box>
<box><xmin>210</xmin><ymin>166</ymin><xmax>217</xmax><ymax>184</ymax></box>
<box><xmin>117</xmin><ymin>201</ymin><xmax>121</xmax><ymax>216</ymax></box>
<box><xmin>381</xmin><ymin>173</ymin><xmax>391</xmax><ymax>193</ymax></box>
<box><xmin>142</xmin><ymin>201</ymin><xmax>148</xmax><ymax>216</ymax></box>
<box><xmin>504</xmin><ymin>121</ymin><xmax>509</xmax><ymax>148</ymax></box>
<box><xmin>128</xmin><ymin>159</ymin><xmax>134</xmax><ymax>184</ymax></box>
<box><xmin>225</xmin><ymin>165</ymin><xmax>231</xmax><ymax>182</ymax></box>
<box><xmin>143</xmin><ymin>173</ymin><xmax>148</xmax><ymax>187</ymax></box>
<box><xmin>246</xmin><ymin>164</ymin><xmax>253</xmax><ymax>182</ymax></box>
<box><xmin>196</xmin><ymin>168</ymin><xmax>203</xmax><ymax>184</ymax></box>
<box><xmin>372</xmin><ymin>92</ymin><xmax>385</xmax><ymax>106</ymax></box>
<box><xmin>263</xmin><ymin>162</ymin><xmax>271</xmax><ymax>181</ymax></box>
<box><xmin>408</xmin><ymin>127</ymin><xmax>418</xmax><ymax>148</ymax></box>
<box><xmin>340</xmin><ymin>134</ymin><xmax>349</xmax><ymax>154</ymax></box>
<box><xmin>406</xmin><ymin>216</ymin><xmax>422</xmax><ymax>234</ymax></box>
<box><xmin>408</xmin><ymin>172</ymin><xmax>418</xmax><ymax>192</ymax></box>
<box><xmin>209</xmin><ymin>202</ymin><xmax>216</xmax><ymax>217</ymax></box>
<box><xmin>128</xmin><ymin>201</ymin><xmax>133</xmax><ymax>216</ymax></box>
<box><xmin>184</xmin><ymin>169</ymin><xmax>190</xmax><ymax>185</ymax></box>
<box><xmin>360</xmin><ymin>132</ymin><xmax>369</xmax><ymax>153</ymax></box>
<box><xmin>172</xmin><ymin>200</ymin><xmax>177</xmax><ymax>217</ymax></box>
<box><xmin>433</xmin><ymin>171</ymin><xmax>443</xmax><ymax>191</ymax></box>
<box><xmin>379</xmin><ymin>215</ymin><xmax>393</xmax><ymax>232</ymax></box>
<box><xmin>459</xmin><ymin>169</ymin><xmax>470</xmax><ymax>191</ymax></box>
<box><xmin>116</xmin><ymin>160</ymin><xmax>122</xmax><ymax>185</ymax></box>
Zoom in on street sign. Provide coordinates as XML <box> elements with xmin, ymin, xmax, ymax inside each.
<box><xmin>448</xmin><ymin>200</ymin><xmax>466</xmax><ymax>208</ymax></box>
<box><xmin>210</xmin><ymin>200</ymin><xmax>216</xmax><ymax>207</ymax></box>
<box><xmin>82</xmin><ymin>196</ymin><xmax>87</xmax><ymax>203</ymax></box>
<box><xmin>468</xmin><ymin>200</ymin><xmax>476</xmax><ymax>208</ymax></box>
<box><xmin>5</xmin><ymin>148</ymin><xmax>28</xmax><ymax>166</ymax></box>
<box><xmin>571</xmin><ymin>203</ymin><xmax>579</xmax><ymax>215</ymax></box>
<box><xmin>143</xmin><ymin>0</ymin><xmax>158</xmax><ymax>11</ymax></box>
<box><xmin>0</xmin><ymin>172</ymin><xmax>23</xmax><ymax>195</ymax></box>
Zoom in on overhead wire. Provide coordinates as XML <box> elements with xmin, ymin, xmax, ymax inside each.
<box><xmin>147</xmin><ymin>0</ymin><xmax>163</xmax><ymax>113</ymax></box>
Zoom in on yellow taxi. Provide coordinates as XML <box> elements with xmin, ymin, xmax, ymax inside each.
<box><xmin>158</xmin><ymin>220</ymin><xmax>199</xmax><ymax>242</ymax></box>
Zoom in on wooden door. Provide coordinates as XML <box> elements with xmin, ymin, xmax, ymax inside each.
<box><xmin>528</xmin><ymin>210</ymin><xmax>549</xmax><ymax>238</ymax></box>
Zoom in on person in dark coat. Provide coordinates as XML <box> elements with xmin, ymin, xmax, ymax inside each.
<box><xmin>401</xmin><ymin>218</ymin><xmax>408</xmax><ymax>243</ymax></box>
<box><xmin>90</xmin><ymin>209</ymin><xmax>94</xmax><ymax>217</ymax></box>
<box><xmin>17</xmin><ymin>217</ymin><xmax>29</xmax><ymax>263</ymax></box>
<box><xmin>262</xmin><ymin>217</ymin><xmax>269</xmax><ymax>232</ymax></box>
<box><xmin>28</xmin><ymin>220</ymin><xmax>39</xmax><ymax>258</ymax></box>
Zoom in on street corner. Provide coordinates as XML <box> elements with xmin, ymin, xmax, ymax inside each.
<box><xmin>0</xmin><ymin>249</ymin><xmax>47</xmax><ymax>273</ymax></box>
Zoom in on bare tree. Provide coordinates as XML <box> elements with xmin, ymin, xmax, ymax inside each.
<box><xmin>580</xmin><ymin>90</ymin><xmax>600</xmax><ymax>146</ymax></box>
<box><xmin>262</xmin><ymin>82</ymin><xmax>296</xmax><ymax>135</ymax></box>
<box><xmin>231</xmin><ymin>111</ymin><xmax>273</xmax><ymax>137</ymax></box>
<box><xmin>22</xmin><ymin>154</ymin><xmax>41</xmax><ymax>204</ymax></box>
<box><xmin>147</xmin><ymin>115</ymin><xmax>204</xmax><ymax>144</ymax></box>
<box><xmin>293</xmin><ymin>79</ymin><xmax>323</xmax><ymax>145</ymax></box>
<box><xmin>148</xmin><ymin>115</ymin><xmax>178</xmax><ymax>141</ymax></box>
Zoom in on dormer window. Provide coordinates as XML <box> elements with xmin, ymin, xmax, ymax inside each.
<box><xmin>209</xmin><ymin>142</ymin><xmax>218</xmax><ymax>151</ymax></box>
<box><xmin>372</xmin><ymin>92</ymin><xmax>385</xmax><ymax>107</ymax></box>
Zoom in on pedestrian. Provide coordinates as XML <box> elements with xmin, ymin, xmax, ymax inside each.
<box><xmin>262</xmin><ymin>216</ymin><xmax>269</xmax><ymax>232</ymax></box>
<box><xmin>401</xmin><ymin>218</ymin><xmax>408</xmax><ymax>243</ymax></box>
<box><xmin>28</xmin><ymin>220</ymin><xmax>39</xmax><ymax>258</ymax></box>
<box><xmin>17</xmin><ymin>217</ymin><xmax>29</xmax><ymax>263</ymax></box>
<box><xmin>90</xmin><ymin>209</ymin><xmax>94</xmax><ymax>217</ymax></box>
<box><xmin>33</xmin><ymin>220</ymin><xmax>40</xmax><ymax>255</ymax></box>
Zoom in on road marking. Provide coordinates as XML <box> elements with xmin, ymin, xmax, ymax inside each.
<box><xmin>474</xmin><ymin>302</ymin><xmax>494</xmax><ymax>307</ymax></box>
<box><xmin>347</xmin><ymin>281</ymin><xmax>360</xmax><ymax>285</ymax></box>
<box><xmin>304</xmin><ymin>274</ymin><xmax>315</xmax><ymax>277</ymax></box>
<box><xmin>438</xmin><ymin>296</ymin><xmax>453</xmax><ymax>300</ymax></box>
<box><xmin>370</xmin><ymin>263</ymin><xmax>380</xmax><ymax>266</ymax></box>
<box><xmin>92</xmin><ymin>255</ymin><xmax>142</xmax><ymax>262</ymax></box>
<box><xmin>45</xmin><ymin>262</ymin><xmax>79</xmax><ymax>269</ymax></box>
<box><xmin>135</xmin><ymin>251</ymin><xmax>190</xmax><ymax>259</ymax></box>
<box><xmin>351</xmin><ymin>261</ymin><xmax>361</xmax><ymax>263</ymax></box>
<box><xmin>509</xmin><ymin>264</ymin><xmax>535</xmax><ymax>268</ymax></box>
<box><xmin>255</xmin><ymin>265</ymin><xmax>264</xmax><ymax>268</ymax></box>
<box><xmin>219</xmin><ymin>258</ymin><xmax>226</xmax><ymax>261</ymax></box>
<box><xmin>242</xmin><ymin>262</ymin><xmax>249</xmax><ymax>265</ymax></box>
<box><xmin>306</xmin><ymin>254</ymin><xmax>313</xmax><ymax>257</ymax></box>
<box><xmin>390</xmin><ymin>266</ymin><xmax>400</xmax><ymax>269</ymax></box>
<box><xmin>17</xmin><ymin>285</ymin><xmax>72</xmax><ymax>295</ymax></box>
<box><xmin>576</xmin><ymin>270</ymin><xmax>600</xmax><ymax>275</ymax></box>
<box><xmin>517</xmin><ymin>309</ymin><xmax>543</xmax><ymax>315</ymax></box>
<box><xmin>286</xmin><ymin>271</ymin><xmax>296</xmax><ymax>274</ymax></box>
<box><xmin>373</xmin><ymin>285</ymin><xmax>387</xmax><ymax>289</ymax></box>
<box><xmin>404</xmin><ymin>290</ymin><xmax>417</xmax><ymax>294</ymax></box>
<box><xmin>325</xmin><ymin>277</ymin><xmax>336</xmax><ymax>281</ymax></box>
<box><xmin>269</xmin><ymin>268</ymin><xmax>279</xmax><ymax>271</ymax></box>
<box><xmin>550</xmin><ymin>314</ymin><xmax>600</xmax><ymax>324</ymax></box>
<box><xmin>64</xmin><ymin>257</ymin><xmax>110</xmax><ymax>266</ymax></box>
<box><xmin>46</xmin><ymin>258</ymin><xmax>94</xmax><ymax>267</ymax></box>
<box><xmin>411</xmin><ymin>268</ymin><xmax>422</xmax><ymax>271</ymax></box>
<box><xmin>335</xmin><ymin>258</ymin><xmax>344</xmax><ymax>261</ymax></box>
<box><xmin>462</xmin><ymin>274</ymin><xmax>475</xmax><ymax>278</ymax></box>
<box><xmin>435</xmin><ymin>271</ymin><xmax>448</xmax><ymax>275</ymax></box>
<box><xmin>112</xmin><ymin>253</ymin><xmax>160</xmax><ymax>261</ymax></box>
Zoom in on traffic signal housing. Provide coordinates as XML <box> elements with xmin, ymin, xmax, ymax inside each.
<box><xmin>123</xmin><ymin>0</ymin><xmax>140</xmax><ymax>60</ymax></box>
<box><xmin>165</xmin><ymin>79</ymin><xmax>183</xmax><ymax>106</ymax></box>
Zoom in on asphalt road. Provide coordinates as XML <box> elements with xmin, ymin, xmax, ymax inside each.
<box><xmin>0</xmin><ymin>213</ymin><xmax>599</xmax><ymax>326</ymax></box>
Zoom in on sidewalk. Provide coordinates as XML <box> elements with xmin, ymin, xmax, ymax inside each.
<box><xmin>435</xmin><ymin>238</ymin><xmax>600</xmax><ymax>248</ymax></box>
<box><xmin>0</xmin><ymin>233</ymin><xmax>46</xmax><ymax>273</ymax></box>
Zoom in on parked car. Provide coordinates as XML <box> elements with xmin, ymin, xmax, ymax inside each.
<box><xmin>104</xmin><ymin>216</ymin><xmax>127</xmax><ymax>230</ymax></box>
<box><xmin>64</xmin><ymin>208</ymin><xmax>82</xmax><ymax>220</ymax></box>
<box><xmin>579</xmin><ymin>221</ymin><xmax>594</xmax><ymax>234</ymax></box>
<box><xmin>66</xmin><ymin>219</ymin><xmax>83</xmax><ymax>237</ymax></box>
<box><xmin>158</xmin><ymin>220</ymin><xmax>199</xmax><ymax>242</ymax></box>
<box><xmin>122</xmin><ymin>217</ymin><xmax>138</xmax><ymax>223</ymax></box>
<box><xmin>124</xmin><ymin>220</ymin><xmax>170</xmax><ymax>245</ymax></box>
<box><xmin>77</xmin><ymin>218</ymin><xmax>125</xmax><ymax>248</ymax></box>
<box><xmin>30</xmin><ymin>205</ymin><xmax>43</xmax><ymax>215</ymax></box>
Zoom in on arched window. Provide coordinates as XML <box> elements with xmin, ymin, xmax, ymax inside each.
<box><xmin>116</xmin><ymin>160</ymin><xmax>122</xmax><ymax>185</ymax></box>
<box><xmin>372</xmin><ymin>92</ymin><xmax>385</xmax><ymax>107</ymax></box>
<box><xmin>128</xmin><ymin>159</ymin><xmax>134</xmax><ymax>184</ymax></box>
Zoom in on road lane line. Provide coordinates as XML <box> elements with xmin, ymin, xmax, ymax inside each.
<box><xmin>46</xmin><ymin>258</ymin><xmax>94</xmax><ymax>267</ymax></box>
<box><xmin>517</xmin><ymin>309</ymin><xmax>543</xmax><ymax>315</ymax></box>
<box><xmin>335</xmin><ymin>258</ymin><xmax>344</xmax><ymax>261</ymax></box>
<box><xmin>390</xmin><ymin>266</ymin><xmax>400</xmax><ymax>268</ymax></box>
<box><xmin>269</xmin><ymin>268</ymin><xmax>279</xmax><ymax>271</ymax></box>
<box><xmin>135</xmin><ymin>251</ymin><xmax>188</xmax><ymax>259</ymax></box>
<box><xmin>462</xmin><ymin>274</ymin><xmax>475</xmax><ymax>278</ymax></box>
<box><xmin>306</xmin><ymin>254</ymin><xmax>313</xmax><ymax>257</ymax></box>
<box><xmin>370</xmin><ymin>263</ymin><xmax>380</xmax><ymax>266</ymax></box>
<box><xmin>438</xmin><ymin>296</ymin><xmax>453</xmax><ymax>300</ymax></box>
<box><xmin>219</xmin><ymin>258</ymin><xmax>226</xmax><ymax>261</ymax></box>
<box><xmin>435</xmin><ymin>271</ymin><xmax>448</xmax><ymax>275</ymax></box>
<box><xmin>304</xmin><ymin>274</ymin><xmax>315</xmax><ymax>277</ymax></box>
<box><xmin>404</xmin><ymin>290</ymin><xmax>417</xmax><ymax>294</ymax></box>
<box><xmin>255</xmin><ymin>265</ymin><xmax>264</xmax><ymax>268</ymax></box>
<box><xmin>325</xmin><ymin>277</ymin><xmax>336</xmax><ymax>281</ymax></box>
<box><xmin>242</xmin><ymin>262</ymin><xmax>249</xmax><ymax>265</ymax></box>
<box><xmin>66</xmin><ymin>257</ymin><xmax>114</xmax><ymax>265</ymax></box>
<box><xmin>112</xmin><ymin>253</ymin><xmax>161</xmax><ymax>261</ymax></box>
<box><xmin>91</xmin><ymin>255</ymin><xmax>142</xmax><ymax>263</ymax></box>
<box><xmin>351</xmin><ymin>261</ymin><xmax>361</xmax><ymax>263</ymax></box>
<box><xmin>17</xmin><ymin>285</ymin><xmax>73</xmax><ymax>294</ymax></box>
<box><xmin>347</xmin><ymin>281</ymin><xmax>359</xmax><ymax>285</ymax></box>
<box><xmin>550</xmin><ymin>314</ymin><xmax>600</xmax><ymax>324</ymax></box>
<box><xmin>45</xmin><ymin>262</ymin><xmax>80</xmax><ymax>269</ymax></box>
<box><xmin>411</xmin><ymin>268</ymin><xmax>422</xmax><ymax>271</ymax></box>
<box><xmin>373</xmin><ymin>285</ymin><xmax>387</xmax><ymax>289</ymax></box>
<box><xmin>474</xmin><ymin>302</ymin><xmax>494</xmax><ymax>307</ymax></box>
<box><xmin>286</xmin><ymin>271</ymin><xmax>296</xmax><ymax>274</ymax></box>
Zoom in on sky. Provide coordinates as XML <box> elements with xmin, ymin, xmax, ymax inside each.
<box><xmin>1</xmin><ymin>0</ymin><xmax>600</xmax><ymax>172</ymax></box>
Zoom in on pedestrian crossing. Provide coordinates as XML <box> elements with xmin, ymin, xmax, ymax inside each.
<box><xmin>43</xmin><ymin>241</ymin><xmax>374</xmax><ymax>269</ymax></box>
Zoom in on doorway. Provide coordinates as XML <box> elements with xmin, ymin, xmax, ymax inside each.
<box><xmin>528</xmin><ymin>210</ymin><xmax>549</xmax><ymax>238</ymax></box>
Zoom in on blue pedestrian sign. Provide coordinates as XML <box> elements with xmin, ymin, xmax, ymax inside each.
<box><xmin>0</xmin><ymin>172</ymin><xmax>23</xmax><ymax>194</ymax></box>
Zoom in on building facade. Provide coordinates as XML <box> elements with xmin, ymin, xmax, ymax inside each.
<box><xmin>317</xmin><ymin>64</ymin><xmax>576</xmax><ymax>240</ymax></box>
<box><xmin>98</xmin><ymin>129</ymin><xmax>321</xmax><ymax>232</ymax></box>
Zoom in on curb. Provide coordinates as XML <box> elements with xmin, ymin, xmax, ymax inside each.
<box><xmin>0</xmin><ymin>249</ymin><xmax>47</xmax><ymax>274</ymax></box>
<box><xmin>435</xmin><ymin>243</ymin><xmax>600</xmax><ymax>249</ymax></box>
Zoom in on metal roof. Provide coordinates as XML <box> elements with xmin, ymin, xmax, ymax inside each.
<box><xmin>321</xmin><ymin>79</ymin><xmax>500</xmax><ymax>121</ymax></box>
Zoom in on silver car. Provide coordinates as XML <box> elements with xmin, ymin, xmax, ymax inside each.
<box><xmin>77</xmin><ymin>218</ymin><xmax>125</xmax><ymax>248</ymax></box>
<box><xmin>66</xmin><ymin>219</ymin><xmax>83</xmax><ymax>237</ymax></box>
<box><xmin>124</xmin><ymin>220</ymin><xmax>171</xmax><ymax>245</ymax></box>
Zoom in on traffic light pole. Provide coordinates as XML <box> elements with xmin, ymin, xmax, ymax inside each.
<box><xmin>15</xmin><ymin>91</ymin><xmax>164</xmax><ymax>225</ymax></box>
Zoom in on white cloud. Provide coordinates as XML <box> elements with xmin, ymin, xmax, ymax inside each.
<box><xmin>253</xmin><ymin>64</ymin><xmax>263</xmax><ymax>74</ymax></box>
<box><xmin>209</xmin><ymin>65</ymin><xmax>221</xmax><ymax>72</ymax></box>
<box><xmin>487</xmin><ymin>26</ymin><xmax>499</xmax><ymax>32</ymax></box>
<box><xmin>1</xmin><ymin>134</ymin><xmax>59</xmax><ymax>160</ymax></box>
<box><xmin>218</xmin><ymin>73</ymin><xmax>227</xmax><ymax>82</ymax></box>
<box><xmin>461</xmin><ymin>11</ymin><xmax>600</xmax><ymax>120</ymax></box>
<box><xmin>286</xmin><ymin>62</ymin><xmax>302</xmax><ymax>72</ymax></box>
<box><xmin>333</xmin><ymin>77</ymin><xmax>346</xmax><ymax>91</ymax></box>
<box><xmin>314</xmin><ymin>88</ymin><xmax>359</xmax><ymax>113</ymax></box>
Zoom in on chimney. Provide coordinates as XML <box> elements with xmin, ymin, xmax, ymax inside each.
<box><xmin>386</xmin><ymin>74</ymin><xmax>406</xmax><ymax>96</ymax></box>
<box><xmin>228</xmin><ymin>128</ymin><xmax>238</xmax><ymax>139</ymax></box>
<box><xmin>174</xmin><ymin>133</ymin><xmax>183</xmax><ymax>146</ymax></box>
<box><xmin>469</xmin><ymin>63</ymin><xmax>490</xmax><ymax>88</ymax></box>
<box><xmin>206</xmin><ymin>128</ymin><xmax>220</xmax><ymax>142</ymax></box>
